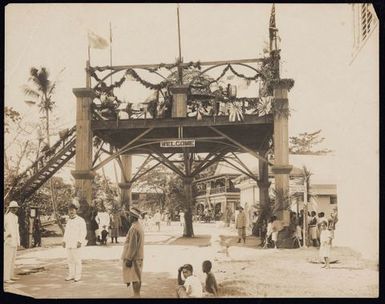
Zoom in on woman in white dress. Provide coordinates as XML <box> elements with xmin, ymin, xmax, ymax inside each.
<box><xmin>319</xmin><ymin>222</ymin><xmax>332</xmax><ymax>269</ymax></box>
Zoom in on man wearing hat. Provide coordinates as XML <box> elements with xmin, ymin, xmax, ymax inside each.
<box><xmin>121</xmin><ymin>207</ymin><xmax>144</xmax><ymax>297</ymax></box>
<box><xmin>4</xmin><ymin>201</ymin><xmax>21</xmax><ymax>283</ymax></box>
<box><xmin>62</xmin><ymin>198</ymin><xmax>87</xmax><ymax>282</ymax></box>
<box><xmin>235</xmin><ymin>205</ymin><xmax>247</xmax><ymax>244</ymax></box>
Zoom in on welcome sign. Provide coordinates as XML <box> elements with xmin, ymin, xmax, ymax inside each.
<box><xmin>160</xmin><ymin>140</ymin><xmax>196</xmax><ymax>148</ymax></box>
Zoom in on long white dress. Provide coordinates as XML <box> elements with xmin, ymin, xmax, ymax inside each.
<box><xmin>319</xmin><ymin>229</ymin><xmax>332</xmax><ymax>258</ymax></box>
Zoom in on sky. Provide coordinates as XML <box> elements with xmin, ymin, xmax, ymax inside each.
<box><xmin>3</xmin><ymin>3</ymin><xmax>364</xmax><ymax>180</ymax></box>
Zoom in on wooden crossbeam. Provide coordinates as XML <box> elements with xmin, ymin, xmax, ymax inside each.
<box><xmin>92</xmin><ymin>141</ymin><xmax>105</xmax><ymax>167</ymax></box>
<box><xmin>209</xmin><ymin>126</ymin><xmax>273</xmax><ymax>166</ymax></box>
<box><xmin>148</xmin><ymin>148</ymin><xmax>185</xmax><ymax>177</ymax></box>
<box><xmin>192</xmin><ymin>150</ymin><xmax>229</xmax><ymax>176</ymax></box>
<box><xmin>190</xmin><ymin>149</ymin><xmax>225</xmax><ymax>176</ymax></box>
<box><xmin>221</xmin><ymin>158</ymin><xmax>259</xmax><ymax>182</ymax></box>
<box><xmin>92</xmin><ymin>128</ymin><xmax>153</xmax><ymax>172</ymax></box>
<box><xmin>130</xmin><ymin>155</ymin><xmax>152</xmax><ymax>181</ymax></box>
<box><xmin>130</xmin><ymin>154</ymin><xmax>175</xmax><ymax>184</ymax></box>
<box><xmin>230</xmin><ymin>152</ymin><xmax>257</xmax><ymax>178</ymax></box>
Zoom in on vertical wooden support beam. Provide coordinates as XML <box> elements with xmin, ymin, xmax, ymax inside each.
<box><xmin>118</xmin><ymin>154</ymin><xmax>132</xmax><ymax>209</ymax></box>
<box><xmin>271</xmin><ymin>81</ymin><xmax>293</xmax><ymax>220</ymax></box>
<box><xmin>170</xmin><ymin>85</ymin><xmax>189</xmax><ymax>118</ymax></box>
<box><xmin>71</xmin><ymin>88</ymin><xmax>96</xmax><ymax>245</ymax></box>
<box><xmin>183</xmin><ymin>176</ymin><xmax>194</xmax><ymax>237</ymax></box>
<box><xmin>257</xmin><ymin>157</ymin><xmax>271</xmax><ymax>212</ymax></box>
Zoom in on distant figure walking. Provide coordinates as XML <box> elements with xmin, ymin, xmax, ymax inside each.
<box><xmin>121</xmin><ymin>207</ymin><xmax>145</xmax><ymax>298</ymax></box>
<box><xmin>319</xmin><ymin>221</ymin><xmax>333</xmax><ymax>269</ymax></box>
<box><xmin>309</xmin><ymin>211</ymin><xmax>319</xmax><ymax>247</ymax></box>
<box><xmin>4</xmin><ymin>201</ymin><xmax>21</xmax><ymax>284</ymax></box>
<box><xmin>224</xmin><ymin>206</ymin><xmax>232</xmax><ymax>227</ymax></box>
<box><xmin>33</xmin><ymin>216</ymin><xmax>42</xmax><ymax>247</ymax></box>
<box><xmin>153</xmin><ymin>210</ymin><xmax>162</xmax><ymax>232</ymax></box>
<box><xmin>235</xmin><ymin>206</ymin><xmax>247</xmax><ymax>244</ymax></box>
<box><xmin>110</xmin><ymin>210</ymin><xmax>122</xmax><ymax>243</ymax></box>
<box><xmin>179</xmin><ymin>210</ymin><xmax>185</xmax><ymax>227</ymax></box>
<box><xmin>63</xmin><ymin>198</ymin><xmax>87</xmax><ymax>282</ymax></box>
<box><xmin>95</xmin><ymin>205</ymin><xmax>110</xmax><ymax>244</ymax></box>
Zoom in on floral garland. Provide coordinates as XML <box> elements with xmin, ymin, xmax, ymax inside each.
<box><xmin>88</xmin><ymin>66</ymin><xmax>170</xmax><ymax>93</ymax></box>
<box><xmin>144</xmin><ymin>61</ymin><xmax>201</xmax><ymax>73</ymax></box>
<box><xmin>125</xmin><ymin>68</ymin><xmax>169</xmax><ymax>90</ymax></box>
<box><xmin>207</xmin><ymin>64</ymin><xmax>264</xmax><ymax>85</ymax></box>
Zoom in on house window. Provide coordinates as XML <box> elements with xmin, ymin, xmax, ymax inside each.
<box><xmin>330</xmin><ymin>195</ymin><xmax>337</xmax><ymax>204</ymax></box>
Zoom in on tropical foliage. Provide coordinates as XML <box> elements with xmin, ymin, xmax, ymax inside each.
<box><xmin>289</xmin><ymin>129</ymin><xmax>333</xmax><ymax>155</ymax></box>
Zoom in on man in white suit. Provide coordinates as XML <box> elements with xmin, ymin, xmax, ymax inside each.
<box><xmin>4</xmin><ymin>201</ymin><xmax>21</xmax><ymax>284</ymax></box>
<box><xmin>62</xmin><ymin>198</ymin><xmax>87</xmax><ymax>282</ymax></box>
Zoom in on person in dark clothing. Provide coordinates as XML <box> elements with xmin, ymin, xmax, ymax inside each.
<box><xmin>33</xmin><ymin>217</ymin><xmax>42</xmax><ymax>247</ymax></box>
<box><xmin>202</xmin><ymin>260</ymin><xmax>218</xmax><ymax>296</ymax></box>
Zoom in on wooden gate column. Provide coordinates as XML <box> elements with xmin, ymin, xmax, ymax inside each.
<box><xmin>183</xmin><ymin>176</ymin><xmax>194</xmax><ymax>237</ymax></box>
<box><xmin>118</xmin><ymin>154</ymin><xmax>132</xmax><ymax>209</ymax></box>
<box><xmin>71</xmin><ymin>88</ymin><xmax>95</xmax><ymax>245</ymax></box>
<box><xmin>257</xmin><ymin>158</ymin><xmax>271</xmax><ymax>213</ymax></box>
<box><xmin>271</xmin><ymin>80</ymin><xmax>293</xmax><ymax>221</ymax></box>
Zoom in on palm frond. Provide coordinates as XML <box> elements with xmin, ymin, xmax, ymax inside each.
<box><xmin>23</xmin><ymin>86</ymin><xmax>41</xmax><ymax>99</ymax></box>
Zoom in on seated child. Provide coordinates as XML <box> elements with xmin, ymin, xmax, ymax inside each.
<box><xmin>202</xmin><ymin>260</ymin><xmax>218</xmax><ymax>296</ymax></box>
<box><xmin>176</xmin><ymin>264</ymin><xmax>203</xmax><ymax>298</ymax></box>
<box><xmin>100</xmin><ymin>226</ymin><xmax>108</xmax><ymax>245</ymax></box>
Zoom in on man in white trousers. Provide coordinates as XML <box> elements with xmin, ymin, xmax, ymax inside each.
<box><xmin>62</xmin><ymin>198</ymin><xmax>87</xmax><ymax>282</ymax></box>
<box><xmin>4</xmin><ymin>201</ymin><xmax>21</xmax><ymax>284</ymax></box>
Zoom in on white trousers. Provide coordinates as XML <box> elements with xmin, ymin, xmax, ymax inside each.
<box><xmin>4</xmin><ymin>245</ymin><xmax>17</xmax><ymax>281</ymax></box>
<box><xmin>66</xmin><ymin>248</ymin><xmax>82</xmax><ymax>280</ymax></box>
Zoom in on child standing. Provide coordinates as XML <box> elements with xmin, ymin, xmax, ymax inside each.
<box><xmin>319</xmin><ymin>222</ymin><xmax>333</xmax><ymax>269</ymax></box>
<box><xmin>202</xmin><ymin>260</ymin><xmax>218</xmax><ymax>297</ymax></box>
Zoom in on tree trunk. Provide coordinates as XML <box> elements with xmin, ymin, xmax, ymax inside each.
<box><xmin>18</xmin><ymin>203</ymin><xmax>30</xmax><ymax>248</ymax></box>
<box><xmin>183</xmin><ymin>177</ymin><xmax>194</xmax><ymax>237</ymax></box>
<box><xmin>50</xmin><ymin>180</ymin><xmax>65</xmax><ymax>234</ymax></box>
<box><xmin>45</xmin><ymin>108</ymin><xmax>65</xmax><ymax>234</ymax></box>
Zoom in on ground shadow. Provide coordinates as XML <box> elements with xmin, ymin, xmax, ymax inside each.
<box><xmin>219</xmin><ymin>235</ymin><xmax>261</xmax><ymax>249</ymax></box>
<box><xmin>168</xmin><ymin>235</ymin><xmax>211</xmax><ymax>247</ymax></box>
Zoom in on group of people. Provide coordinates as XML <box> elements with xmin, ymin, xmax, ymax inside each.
<box><xmin>142</xmin><ymin>210</ymin><xmax>172</xmax><ymax>232</ymax></box>
<box><xmin>64</xmin><ymin>200</ymin><xmax>217</xmax><ymax>297</ymax></box>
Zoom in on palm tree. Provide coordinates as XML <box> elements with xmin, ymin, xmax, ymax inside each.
<box><xmin>24</xmin><ymin>67</ymin><xmax>56</xmax><ymax>146</ymax></box>
<box><xmin>24</xmin><ymin>67</ymin><xmax>64</xmax><ymax>234</ymax></box>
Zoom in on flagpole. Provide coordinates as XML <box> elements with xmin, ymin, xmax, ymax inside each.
<box><xmin>176</xmin><ymin>3</ymin><xmax>183</xmax><ymax>84</ymax></box>
<box><xmin>110</xmin><ymin>21</ymin><xmax>113</xmax><ymax>86</ymax></box>
<box><xmin>87</xmin><ymin>36</ymin><xmax>91</xmax><ymax>89</ymax></box>
<box><xmin>177</xmin><ymin>4</ymin><xmax>182</xmax><ymax>61</ymax></box>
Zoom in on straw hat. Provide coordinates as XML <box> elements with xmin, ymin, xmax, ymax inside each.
<box><xmin>128</xmin><ymin>207</ymin><xmax>142</xmax><ymax>219</ymax></box>
<box><xmin>69</xmin><ymin>198</ymin><xmax>80</xmax><ymax>209</ymax></box>
<box><xmin>8</xmin><ymin>201</ymin><xmax>20</xmax><ymax>208</ymax></box>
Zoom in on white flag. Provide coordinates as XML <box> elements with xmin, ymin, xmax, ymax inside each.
<box><xmin>88</xmin><ymin>31</ymin><xmax>109</xmax><ymax>49</ymax></box>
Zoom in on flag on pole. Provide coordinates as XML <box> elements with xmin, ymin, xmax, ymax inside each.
<box><xmin>269</xmin><ymin>4</ymin><xmax>278</xmax><ymax>52</ymax></box>
<box><xmin>88</xmin><ymin>31</ymin><xmax>109</xmax><ymax>49</ymax></box>
<box><xmin>269</xmin><ymin>4</ymin><xmax>276</xmax><ymax>29</ymax></box>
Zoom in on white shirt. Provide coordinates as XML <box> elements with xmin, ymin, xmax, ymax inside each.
<box><xmin>95</xmin><ymin>212</ymin><xmax>110</xmax><ymax>229</ymax></box>
<box><xmin>179</xmin><ymin>212</ymin><xmax>185</xmax><ymax>223</ymax></box>
<box><xmin>320</xmin><ymin>229</ymin><xmax>332</xmax><ymax>244</ymax></box>
<box><xmin>184</xmin><ymin>275</ymin><xmax>203</xmax><ymax>298</ymax></box>
<box><xmin>153</xmin><ymin>212</ymin><xmax>161</xmax><ymax>222</ymax></box>
<box><xmin>4</xmin><ymin>212</ymin><xmax>20</xmax><ymax>247</ymax></box>
<box><xmin>63</xmin><ymin>215</ymin><xmax>87</xmax><ymax>248</ymax></box>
